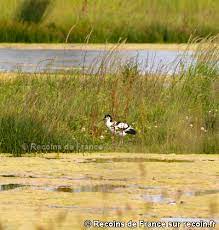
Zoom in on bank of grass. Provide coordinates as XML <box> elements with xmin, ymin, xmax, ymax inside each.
<box><xmin>0</xmin><ymin>37</ymin><xmax>218</xmax><ymax>156</ymax></box>
<box><xmin>0</xmin><ymin>0</ymin><xmax>218</xmax><ymax>43</ymax></box>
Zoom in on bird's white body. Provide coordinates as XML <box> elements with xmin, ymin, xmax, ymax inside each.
<box><xmin>104</xmin><ymin>115</ymin><xmax>136</xmax><ymax>137</ymax></box>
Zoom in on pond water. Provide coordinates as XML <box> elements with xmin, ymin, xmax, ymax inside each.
<box><xmin>0</xmin><ymin>154</ymin><xmax>218</xmax><ymax>228</ymax></box>
<box><xmin>0</xmin><ymin>183</ymin><xmax>26</xmax><ymax>191</ymax></box>
<box><xmin>80</xmin><ymin>157</ymin><xmax>194</xmax><ymax>163</ymax></box>
<box><xmin>1</xmin><ymin>180</ymin><xmax>218</xmax><ymax>204</ymax></box>
<box><xmin>0</xmin><ymin>48</ymin><xmax>194</xmax><ymax>74</ymax></box>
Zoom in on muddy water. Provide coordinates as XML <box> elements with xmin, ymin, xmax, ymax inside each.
<box><xmin>0</xmin><ymin>153</ymin><xmax>218</xmax><ymax>229</ymax></box>
<box><xmin>1</xmin><ymin>176</ymin><xmax>218</xmax><ymax>203</ymax></box>
<box><xmin>0</xmin><ymin>183</ymin><xmax>26</xmax><ymax>191</ymax></box>
<box><xmin>80</xmin><ymin>157</ymin><xmax>194</xmax><ymax>163</ymax></box>
<box><xmin>0</xmin><ymin>48</ymin><xmax>193</xmax><ymax>74</ymax></box>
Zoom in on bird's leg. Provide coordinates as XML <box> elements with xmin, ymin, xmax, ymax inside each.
<box><xmin>119</xmin><ymin>132</ymin><xmax>124</xmax><ymax>146</ymax></box>
<box><xmin>112</xmin><ymin>127</ymin><xmax>116</xmax><ymax>149</ymax></box>
<box><xmin>121</xmin><ymin>134</ymin><xmax>124</xmax><ymax>145</ymax></box>
<box><xmin>112</xmin><ymin>133</ymin><xmax>115</xmax><ymax>145</ymax></box>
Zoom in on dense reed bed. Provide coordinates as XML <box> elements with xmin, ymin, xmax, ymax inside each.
<box><xmin>0</xmin><ymin>37</ymin><xmax>218</xmax><ymax>156</ymax></box>
<box><xmin>0</xmin><ymin>0</ymin><xmax>218</xmax><ymax>43</ymax></box>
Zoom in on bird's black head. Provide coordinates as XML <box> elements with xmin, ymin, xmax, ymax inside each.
<box><xmin>104</xmin><ymin>114</ymin><xmax>112</xmax><ymax>122</ymax></box>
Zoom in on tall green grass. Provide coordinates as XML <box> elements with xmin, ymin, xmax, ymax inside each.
<box><xmin>0</xmin><ymin>37</ymin><xmax>218</xmax><ymax>156</ymax></box>
<box><xmin>0</xmin><ymin>0</ymin><xmax>218</xmax><ymax>43</ymax></box>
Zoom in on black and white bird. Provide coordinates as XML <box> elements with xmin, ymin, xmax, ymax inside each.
<box><xmin>103</xmin><ymin>114</ymin><xmax>136</xmax><ymax>143</ymax></box>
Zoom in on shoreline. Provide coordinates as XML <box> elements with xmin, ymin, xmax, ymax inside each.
<box><xmin>0</xmin><ymin>43</ymin><xmax>203</xmax><ymax>51</ymax></box>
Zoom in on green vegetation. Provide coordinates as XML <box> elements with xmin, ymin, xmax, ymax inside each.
<box><xmin>15</xmin><ymin>0</ymin><xmax>51</xmax><ymax>24</ymax></box>
<box><xmin>0</xmin><ymin>0</ymin><xmax>218</xmax><ymax>43</ymax></box>
<box><xmin>0</xmin><ymin>38</ymin><xmax>218</xmax><ymax>156</ymax></box>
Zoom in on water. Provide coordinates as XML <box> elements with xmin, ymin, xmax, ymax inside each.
<box><xmin>187</xmin><ymin>189</ymin><xmax>219</xmax><ymax>196</ymax></box>
<box><xmin>0</xmin><ymin>48</ymin><xmax>194</xmax><ymax>74</ymax></box>
<box><xmin>140</xmin><ymin>194</ymin><xmax>174</xmax><ymax>203</ymax></box>
<box><xmin>80</xmin><ymin>157</ymin><xmax>194</xmax><ymax>164</ymax></box>
<box><xmin>54</xmin><ymin>184</ymin><xmax>127</xmax><ymax>193</ymax></box>
<box><xmin>1</xmin><ymin>179</ymin><xmax>218</xmax><ymax>202</ymax></box>
<box><xmin>0</xmin><ymin>183</ymin><xmax>26</xmax><ymax>191</ymax></box>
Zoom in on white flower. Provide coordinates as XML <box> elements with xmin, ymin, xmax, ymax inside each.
<box><xmin>189</xmin><ymin>124</ymin><xmax>193</xmax><ymax>128</ymax></box>
<box><xmin>100</xmin><ymin>135</ymin><xmax>104</xmax><ymax>140</ymax></box>
<box><xmin>201</xmin><ymin>127</ymin><xmax>207</xmax><ymax>133</ymax></box>
<box><xmin>154</xmin><ymin>125</ymin><xmax>158</xmax><ymax>128</ymax></box>
<box><xmin>81</xmin><ymin>127</ymin><xmax>86</xmax><ymax>132</ymax></box>
<box><xmin>208</xmin><ymin>110</ymin><xmax>212</xmax><ymax>113</ymax></box>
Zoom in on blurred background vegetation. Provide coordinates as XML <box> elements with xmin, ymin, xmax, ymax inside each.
<box><xmin>0</xmin><ymin>0</ymin><xmax>218</xmax><ymax>43</ymax></box>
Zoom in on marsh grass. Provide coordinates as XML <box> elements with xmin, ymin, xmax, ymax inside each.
<box><xmin>0</xmin><ymin>0</ymin><xmax>218</xmax><ymax>43</ymax></box>
<box><xmin>0</xmin><ymin>37</ymin><xmax>218</xmax><ymax>156</ymax></box>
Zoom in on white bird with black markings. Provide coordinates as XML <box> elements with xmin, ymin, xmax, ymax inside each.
<box><xmin>103</xmin><ymin>114</ymin><xmax>136</xmax><ymax>143</ymax></box>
